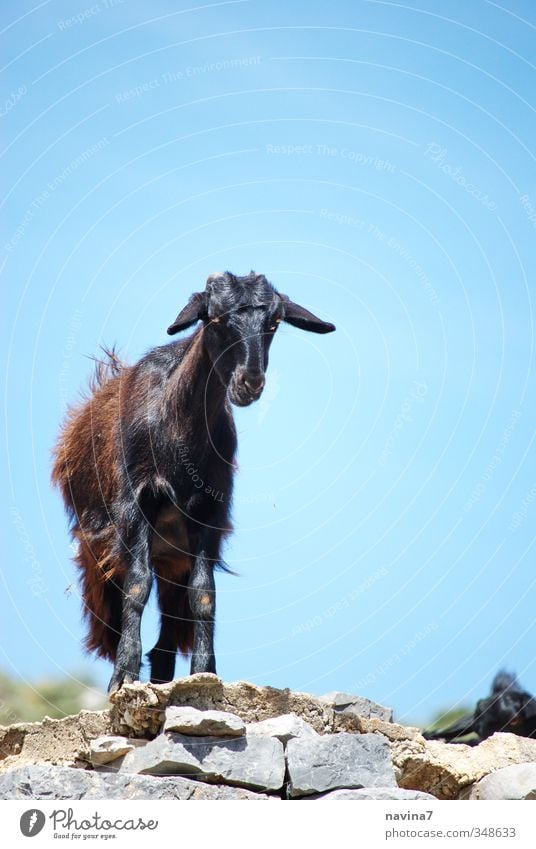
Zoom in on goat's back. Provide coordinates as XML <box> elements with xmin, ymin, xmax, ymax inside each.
<box><xmin>51</xmin><ymin>354</ymin><xmax>126</xmax><ymax>524</ymax></box>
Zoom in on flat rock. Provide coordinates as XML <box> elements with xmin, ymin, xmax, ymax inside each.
<box><xmin>0</xmin><ymin>764</ymin><xmax>272</xmax><ymax>800</ymax></box>
<box><xmin>467</xmin><ymin>762</ymin><xmax>536</xmax><ymax>800</ymax></box>
<box><xmin>286</xmin><ymin>731</ymin><xmax>396</xmax><ymax>798</ymax></box>
<box><xmin>89</xmin><ymin>736</ymin><xmax>145</xmax><ymax>766</ymax></box>
<box><xmin>113</xmin><ymin>731</ymin><xmax>285</xmax><ymax>792</ymax></box>
<box><xmin>308</xmin><ymin>787</ymin><xmax>436</xmax><ymax>800</ymax></box>
<box><xmin>163</xmin><ymin>706</ymin><xmax>245</xmax><ymax>737</ymax></box>
<box><xmin>246</xmin><ymin>713</ymin><xmax>317</xmax><ymax>744</ymax></box>
<box><xmin>320</xmin><ymin>692</ymin><xmax>393</xmax><ymax>723</ymax></box>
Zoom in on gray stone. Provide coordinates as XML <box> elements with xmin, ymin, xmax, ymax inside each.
<box><xmin>113</xmin><ymin>731</ymin><xmax>285</xmax><ymax>792</ymax></box>
<box><xmin>0</xmin><ymin>764</ymin><xmax>273</xmax><ymax>800</ymax></box>
<box><xmin>308</xmin><ymin>787</ymin><xmax>436</xmax><ymax>800</ymax></box>
<box><xmin>320</xmin><ymin>692</ymin><xmax>393</xmax><ymax>723</ymax></box>
<box><xmin>163</xmin><ymin>706</ymin><xmax>245</xmax><ymax>737</ymax></box>
<box><xmin>89</xmin><ymin>736</ymin><xmax>145</xmax><ymax>766</ymax></box>
<box><xmin>469</xmin><ymin>762</ymin><xmax>536</xmax><ymax>800</ymax></box>
<box><xmin>286</xmin><ymin>731</ymin><xmax>396</xmax><ymax>798</ymax></box>
<box><xmin>246</xmin><ymin>713</ymin><xmax>317</xmax><ymax>744</ymax></box>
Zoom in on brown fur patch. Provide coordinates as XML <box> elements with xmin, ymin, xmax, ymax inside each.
<box><xmin>73</xmin><ymin>527</ymin><xmax>125</xmax><ymax>661</ymax></box>
<box><xmin>51</xmin><ymin>338</ymin><xmax>210</xmax><ymax>665</ymax></box>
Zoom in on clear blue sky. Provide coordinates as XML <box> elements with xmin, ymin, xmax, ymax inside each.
<box><xmin>2</xmin><ymin>0</ymin><xmax>536</xmax><ymax>725</ymax></box>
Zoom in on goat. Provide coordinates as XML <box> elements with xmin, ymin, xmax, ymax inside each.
<box><xmin>52</xmin><ymin>271</ymin><xmax>335</xmax><ymax>693</ymax></box>
<box><xmin>424</xmin><ymin>670</ymin><xmax>536</xmax><ymax>743</ymax></box>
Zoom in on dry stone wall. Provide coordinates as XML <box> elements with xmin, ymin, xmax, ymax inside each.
<box><xmin>1</xmin><ymin>674</ymin><xmax>535</xmax><ymax>800</ymax></box>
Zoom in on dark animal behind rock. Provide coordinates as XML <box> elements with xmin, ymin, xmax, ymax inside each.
<box><xmin>424</xmin><ymin>670</ymin><xmax>536</xmax><ymax>744</ymax></box>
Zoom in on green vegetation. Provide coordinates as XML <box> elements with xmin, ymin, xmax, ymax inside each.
<box><xmin>423</xmin><ymin>705</ymin><xmax>478</xmax><ymax>743</ymax></box>
<box><xmin>0</xmin><ymin>670</ymin><xmax>107</xmax><ymax>724</ymax></box>
<box><xmin>425</xmin><ymin>706</ymin><xmax>469</xmax><ymax>731</ymax></box>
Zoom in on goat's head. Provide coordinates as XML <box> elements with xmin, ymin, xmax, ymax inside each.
<box><xmin>167</xmin><ymin>271</ymin><xmax>335</xmax><ymax>407</ymax></box>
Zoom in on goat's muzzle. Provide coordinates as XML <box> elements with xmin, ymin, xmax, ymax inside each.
<box><xmin>228</xmin><ymin>368</ymin><xmax>266</xmax><ymax>407</ymax></box>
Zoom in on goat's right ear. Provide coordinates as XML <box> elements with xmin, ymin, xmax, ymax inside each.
<box><xmin>167</xmin><ymin>292</ymin><xmax>208</xmax><ymax>334</ymax></box>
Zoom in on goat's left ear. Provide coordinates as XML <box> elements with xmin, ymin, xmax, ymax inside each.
<box><xmin>280</xmin><ymin>296</ymin><xmax>336</xmax><ymax>334</ymax></box>
<box><xmin>167</xmin><ymin>292</ymin><xmax>208</xmax><ymax>334</ymax></box>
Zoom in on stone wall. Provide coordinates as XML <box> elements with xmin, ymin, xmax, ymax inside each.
<box><xmin>1</xmin><ymin>674</ymin><xmax>535</xmax><ymax>800</ymax></box>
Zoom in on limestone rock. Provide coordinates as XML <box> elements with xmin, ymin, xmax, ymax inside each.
<box><xmin>395</xmin><ymin>732</ymin><xmax>536</xmax><ymax>800</ymax></box>
<box><xmin>163</xmin><ymin>706</ymin><xmax>245</xmax><ymax>737</ymax></box>
<box><xmin>467</xmin><ymin>762</ymin><xmax>536</xmax><ymax>800</ymax></box>
<box><xmin>308</xmin><ymin>787</ymin><xmax>436</xmax><ymax>800</ymax></box>
<box><xmin>89</xmin><ymin>736</ymin><xmax>146</xmax><ymax>766</ymax></box>
<box><xmin>5</xmin><ymin>678</ymin><xmax>536</xmax><ymax>803</ymax></box>
<box><xmin>246</xmin><ymin>713</ymin><xmax>317</xmax><ymax>744</ymax></box>
<box><xmin>113</xmin><ymin>730</ymin><xmax>285</xmax><ymax>792</ymax></box>
<box><xmin>286</xmin><ymin>731</ymin><xmax>396</xmax><ymax>798</ymax></box>
<box><xmin>0</xmin><ymin>764</ymin><xmax>273</xmax><ymax>800</ymax></box>
<box><xmin>109</xmin><ymin>675</ymin><xmax>337</xmax><ymax>738</ymax></box>
<box><xmin>334</xmin><ymin>712</ymin><xmax>424</xmax><ymax>745</ymax></box>
<box><xmin>320</xmin><ymin>691</ymin><xmax>393</xmax><ymax>723</ymax></box>
<box><xmin>0</xmin><ymin>710</ymin><xmax>111</xmax><ymax>775</ymax></box>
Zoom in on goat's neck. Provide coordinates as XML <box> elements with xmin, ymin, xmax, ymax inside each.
<box><xmin>168</xmin><ymin>329</ymin><xmax>228</xmax><ymax>433</ymax></box>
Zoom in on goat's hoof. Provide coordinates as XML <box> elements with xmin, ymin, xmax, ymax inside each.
<box><xmin>107</xmin><ymin>670</ymin><xmax>138</xmax><ymax>696</ymax></box>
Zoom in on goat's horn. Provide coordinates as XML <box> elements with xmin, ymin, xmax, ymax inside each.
<box><xmin>206</xmin><ymin>271</ymin><xmax>225</xmax><ymax>286</ymax></box>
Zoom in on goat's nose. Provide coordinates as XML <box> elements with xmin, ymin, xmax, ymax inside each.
<box><xmin>241</xmin><ymin>371</ymin><xmax>265</xmax><ymax>394</ymax></box>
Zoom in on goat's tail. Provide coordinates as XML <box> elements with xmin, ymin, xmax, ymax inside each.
<box><xmin>87</xmin><ymin>344</ymin><xmax>123</xmax><ymax>393</ymax></box>
<box><xmin>73</xmin><ymin>527</ymin><xmax>125</xmax><ymax>662</ymax></box>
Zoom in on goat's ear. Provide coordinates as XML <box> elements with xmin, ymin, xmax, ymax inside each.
<box><xmin>167</xmin><ymin>292</ymin><xmax>208</xmax><ymax>335</ymax></box>
<box><xmin>280</xmin><ymin>296</ymin><xmax>336</xmax><ymax>334</ymax></box>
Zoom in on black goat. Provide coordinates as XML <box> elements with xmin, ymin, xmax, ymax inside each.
<box><xmin>52</xmin><ymin>271</ymin><xmax>335</xmax><ymax>693</ymax></box>
<box><xmin>424</xmin><ymin>671</ymin><xmax>536</xmax><ymax>744</ymax></box>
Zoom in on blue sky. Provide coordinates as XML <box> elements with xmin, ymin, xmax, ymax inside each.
<box><xmin>2</xmin><ymin>0</ymin><xmax>536</xmax><ymax>724</ymax></box>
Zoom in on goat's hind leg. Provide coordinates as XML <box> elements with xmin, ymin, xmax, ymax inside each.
<box><xmin>148</xmin><ymin>574</ymin><xmax>193</xmax><ymax>684</ymax></box>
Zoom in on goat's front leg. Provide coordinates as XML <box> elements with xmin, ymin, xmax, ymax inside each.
<box><xmin>108</xmin><ymin>516</ymin><xmax>153</xmax><ymax>694</ymax></box>
<box><xmin>188</xmin><ymin>532</ymin><xmax>217</xmax><ymax>675</ymax></box>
